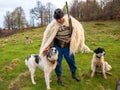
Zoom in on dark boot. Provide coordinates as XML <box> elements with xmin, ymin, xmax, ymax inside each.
<box><xmin>72</xmin><ymin>72</ymin><xmax>80</xmax><ymax>82</ymax></box>
<box><xmin>57</xmin><ymin>76</ymin><xmax>65</xmax><ymax>86</ymax></box>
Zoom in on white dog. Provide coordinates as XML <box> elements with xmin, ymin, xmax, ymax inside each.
<box><xmin>25</xmin><ymin>47</ymin><xmax>58</xmax><ymax>90</ymax></box>
<box><xmin>91</xmin><ymin>47</ymin><xmax>112</xmax><ymax>79</ymax></box>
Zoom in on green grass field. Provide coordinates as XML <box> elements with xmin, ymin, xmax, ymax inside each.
<box><xmin>0</xmin><ymin>21</ymin><xmax>120</xmax><ymax>90</ymax></box>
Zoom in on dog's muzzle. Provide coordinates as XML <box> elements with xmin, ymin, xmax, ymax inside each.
<box><xmin>102</xmin><ymin>51</ymin><xmax>105</xmax><ymax>56</ymax></box>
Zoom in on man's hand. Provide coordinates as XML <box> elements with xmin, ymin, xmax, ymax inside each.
<box><xmin>42</xmin><ymin>46</ymin><xmax>50</xmax><ymax>56</ymax></box>
<box><xmin>66</xmin><ymin>38</ymin><xmax>71</xmax><ymax>43</ymax></box>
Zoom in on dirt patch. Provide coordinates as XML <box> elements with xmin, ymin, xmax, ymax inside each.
<box><xmin>2</xmin><ymin>58</ymin><xmax>20</xmax><ymax>73</ymax></box>
<box><xmin>0</xmin><ymin>77</ymin><xmax>4</xmax><ymax>82</ymax></box>
<box><xmin>9</xmin><ymin>71</ymin><xmax>30</xmax><ymax>90</ymax></box>
<box><xmin>81</xmin><ymin>71</ymin><xmax>90</xmax><ymax>79</ymax></box>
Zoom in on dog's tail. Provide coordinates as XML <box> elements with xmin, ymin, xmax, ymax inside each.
<box><xmin>105</xmin><ymin>61</ymin><xmax>112</xmax><ymax>71</ymax></box>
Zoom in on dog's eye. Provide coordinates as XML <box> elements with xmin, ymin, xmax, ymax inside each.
<box><xmin>55</xmin><ymin>49</ymin><xmax>57</xmax><ymax>52</ymax></box>
<box><xmin>51</xmin><ymin>49</ymin><xmax>54</xmax><ymax>52</ymax></box>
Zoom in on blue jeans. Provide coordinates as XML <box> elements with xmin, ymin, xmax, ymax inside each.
<box><xmin>55</xmin><ymin>45</ymin><xmax>77</xmax><ymax>77</ymax></box>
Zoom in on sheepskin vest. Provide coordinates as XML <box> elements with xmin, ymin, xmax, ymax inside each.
<box><xmin>40</xmin><ymin>14</ymin><xmax>85</xmax><ymax>56</ymax></box>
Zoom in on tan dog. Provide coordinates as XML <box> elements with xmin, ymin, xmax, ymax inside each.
<box><xmin>91</xmin><ymin>47</ymin><xmax>112</xmax><ymax>79</ymax></box>
<box><xmin>25</xmin><ymin>36</ymin><xmax>32</xmax><ymax>44</ymax></box>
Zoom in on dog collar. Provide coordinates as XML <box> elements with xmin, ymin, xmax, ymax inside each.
<box><xmin>96</xmin><ymin>55</ymin><xmax>101</xmax><ymax>58</ymax></box>
<box><xmin>47</xmin><ymin>57</ymin><xmax>56</xmax><ymax>64</ymax></box>
<box><xmin>49</xmin><ymin>60</ymin><xmax>56</xmax><ymax>64</ymax></box>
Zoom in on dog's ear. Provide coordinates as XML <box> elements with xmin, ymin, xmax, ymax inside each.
<box><xmin>99</xmin><ymin>47</ymin><xmax>105</xmax><ymax>52</ymax></box>
<box><xmin>47</xmin><ymin>50</ymin><xmax>51</xmax><ymax>58</ymax></box>
<box><xmin>94</xmin><ymin>48</ymin><xmax>98</xmax><ymax>53</ymax></box>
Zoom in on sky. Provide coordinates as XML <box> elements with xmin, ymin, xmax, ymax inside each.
<box><xmin>0</xmin><ymin>0</ymin><xmax>72</xmax><ymax>28</ymax></box>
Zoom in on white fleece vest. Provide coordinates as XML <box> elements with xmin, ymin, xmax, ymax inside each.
<box><xmin>40</xmin><ymin>15</ymin><xmax>91</xmax><ymax>56</ymax></box>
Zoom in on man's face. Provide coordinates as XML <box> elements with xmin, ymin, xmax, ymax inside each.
<box><xmin>56</xmin><ymin>17</ymin><xmax>64</xmax><ymax>24</ymax></box>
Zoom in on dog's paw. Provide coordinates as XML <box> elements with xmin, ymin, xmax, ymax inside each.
<box><xmin>91</xmin><ymin>73</ymin><xmax>94</xmax><ymax>78</ymax></box>
<box><xmin>91</xmin><ymin>75</ymin><xmax>94</xmax><ymax>78</ymax></box>
<box><xmin>104</xmin><ymin>75</ymin><xmax>107</xmax><ymax>80</ymax></box>
<box><xmin>47</xmin><ymin>87</ymin><xmax>51</xmax><ymax>90</ymax></box>
<box><xmin>32</xmin><ymin>82</ymin><xmax>36</xmax><ymax>85</ymax></box>
<box><xmin>50</xmin><ymin>80</ymin><xmax>52</xmax><ymax>82</ymax></box>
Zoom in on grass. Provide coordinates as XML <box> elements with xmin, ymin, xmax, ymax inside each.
<box><xmin>0</xmin><ymin>21</ymin><xmax>120</xmax><ymax>90</ymax></box>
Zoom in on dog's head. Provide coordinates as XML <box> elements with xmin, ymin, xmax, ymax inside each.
<box><xmin>94</xmin><ymin>47</ymin><xmax>105</xmax><ymax>58</ymax></box>
<box><xmin>25</xmin><ymin>36</ymin><xmax>29</xmax><ymax>39</ymax></box>
<box><xmin>47</xmin><ymin>47</ymin><xmax>58</xmax><ymax>61</ymax></box>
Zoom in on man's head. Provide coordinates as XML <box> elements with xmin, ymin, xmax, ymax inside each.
<box><xmin>53</xmin><ymin>8</ymin><xmax>64</xmax><ymax>23</ymax></box>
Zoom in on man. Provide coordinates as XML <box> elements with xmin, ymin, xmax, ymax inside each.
<box><xmin>40</xmin><ymin>8</ymin><xmax>91</xmax><ymax>86</ymax></box>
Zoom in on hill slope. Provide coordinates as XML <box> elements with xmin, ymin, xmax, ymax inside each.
<box><xmin>0</xmin><ymin>21</ymin><xmax>120</xmax><ymax>90</ymax></box>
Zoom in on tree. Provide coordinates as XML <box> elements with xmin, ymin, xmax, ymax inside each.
<box><xmin>103</xmin><ymin>0</ymin><xmax>120</xmax><ymax>20</ymax></box>
<box><xmin>70</xmin><ymin>0</ymin><xmax>120</xmax><ymax>21</ymax></box>
<box><xmin>30</xmin><ymin>1</ymin><xmax>45</xmax><ymax>26</ymax></box>
<box><xmin>12</xmin><ymin>7</ymin><xmax>27</xmax><ymax>29</ymax></box>
<box><xmin>4</xmin><ymin>11</ymin><xmax>11</xmax><ymax>30</ymax></box>
<box><xmin>30</xmin><ymin>1</ymin><xmax>55</xmax><ymax>26</ymax></box>
<box><xmin>4</xmin><ymin>7</ymin><xmax>27</xmax><ymax>30</ymax></box>
<box><xmin>70</xmin><ymin>0</ymin><xmax>79</xmax><ymax>18</ymax></box>
<box><xmin>45</xmin><ymin>2</ymin><xmax>55</xmax><ymax>24</ymax></box>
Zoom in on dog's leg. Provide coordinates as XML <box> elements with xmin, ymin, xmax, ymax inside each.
<box><xmin>106</xmin><ymin>72</ymin><xmax>112</xmax><ymax>76</ymax></box>
<box><xmin>29</xmin><ymin>68</ymin><xmax>36</xmax><ymax>84</ymax></box>
<box><xmin>102</xmin><ymin>64</ymin><xmax>107</xmax><ymax>79</ymax></box>
<box><xmin>52</xmin><ymin>61</ymin><xmax>57</xmax><ymax>70</ymax></box>
<box><xmin>91</xmin><ymin>64</ymin><xmax>96</xmax><ymax>78</ymax></box>
<box><xmin>45</xmin><ymin>72</ymin><xmax>51</xmax><ymax>90</ymax></box>
<box><xmin>49</xmin><ymin>72</ymin><xmax>52</xmax><ymax>82</ymax></box>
